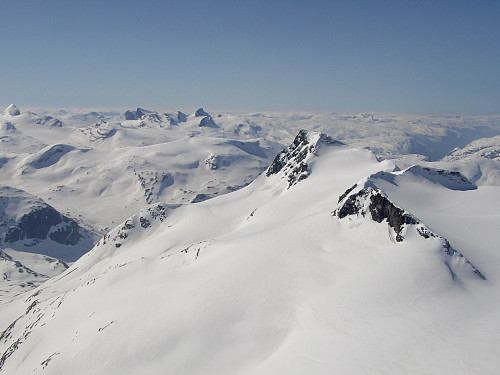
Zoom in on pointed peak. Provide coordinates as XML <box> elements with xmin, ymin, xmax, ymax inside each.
<box><xmin>195</xmin><ymin>108</ymin><xmax>210</xmax><ymax>117</ymax></box>
<box><xmin>4</xmin><ymin>104</ymin><xmax>20</xmax><ymax>116</ymax></box>
<box><xmin>265</xmin><ymin>130</ymin><xmax>344</xmax><ymax>188</ymax></box>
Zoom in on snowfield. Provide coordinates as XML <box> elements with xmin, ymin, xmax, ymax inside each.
<box><xmin>1</xmin><ymin>105</ymin><xmax>500</xmax><ymax>374</ymax></box>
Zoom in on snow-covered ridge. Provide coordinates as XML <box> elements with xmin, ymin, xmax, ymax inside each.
<box><xmin>443</xmin><ymin>134</ymin><xmax>500</xmax><ymax>162</ymax></box>
<box><xmin>22</xmin><ymin>144</ymin><xmax>78</xmax><ymax>170</ymax></box>
<box><xmin>266</xmin><ymin>129</ymin><xmax>344</xmax><ymax>188</ymax></box>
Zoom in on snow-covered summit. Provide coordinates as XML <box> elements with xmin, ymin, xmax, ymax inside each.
<box><xmin>2</xmin><ymin>104</ymin><xmax>20</xmax><ymax>116</ymax></box>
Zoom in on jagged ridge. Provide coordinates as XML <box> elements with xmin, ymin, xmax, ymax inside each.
<box><xmin>266</xmin><ymin>129</ymin><xmax>344</xmax><ymax>188</ymax></box>
<box><xmin>333</xmin><ymin>185</ymin><xmax>485</xmax><ymax>280</ymax></box>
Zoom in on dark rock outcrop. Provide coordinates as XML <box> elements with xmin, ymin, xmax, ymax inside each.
<box><xmin>333</xmin><ymin>186</ymin><xmax>485</xmax><ymax>279</ymax></box>
<box><xmin>4</xmin><ymin>206</ymin><xmax>82</xmax><ymax>246</ymax></box>
<box><xmin>177</xmin><ymin>111</ymin><xmax>187</xmax><ymax>123</ymax></box>
<box><xmin>195</xmin><ymin>108</ymin><xmax>209</xmax><ymax>117</ymax></box>
<box><xmin>199</xmin><ymin>116</ymin><xmax>218</xmax><ymax>128</ymax></box>
<box><xmin>266</xmin><ymin>130</ymin><xmax>344</xmax><ymax>188</ymax></box>
<box><xmin>0</xmin><ymin>187</ymin><xmax>95</xmax><ymax>261</ymax></box>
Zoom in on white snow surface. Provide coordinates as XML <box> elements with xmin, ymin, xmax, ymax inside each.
<box><xmin>0</xmin><ymin>128</ymin><xmax>499</xmax><ymax>374</ymax></box>
<box><xmin>1</xmin><ymin>106</ymin><xmax>500</xmax><ymax>373</ymax></box>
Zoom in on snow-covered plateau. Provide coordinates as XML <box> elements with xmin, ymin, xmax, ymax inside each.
<box><xmin>1</xmin><ymin>105</ymin><xmax>500</xmax><ymax>374</ymax></box>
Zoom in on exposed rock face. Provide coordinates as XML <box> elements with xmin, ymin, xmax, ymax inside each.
<box><xmin>124</xmin><ymin>110</ymin><xmax>139</xmax><ymax>120</ymax></box>
<box><xmin>199</xmin><ymin>116</ymin><xmax>218</xmax><ymax>128</ymax></box>
<box><xmin>266</xmin><ymin>129</ymin><xmax>344</xmax><ymax>188</ymax></box>
<box><xmin>4</xmin><ymin>206</ymin><xmax>82</xmax><ymax>246</ymax></box>
<box><xmin>0</xmin><ymin>187</ymin><xmax>95</xmax><ymax>261</ymax></box>
<box><xmin>335</xmin><ymin>188</ymin><xmax>417</xmax><ymax>242</ymax></box>
<box><xmin>195</xmin><ymin>108</ymin><xmax>210</xmax><ymax>117</ymax></box>
<box><xmin>333</xmin><ymin>186</ymin><xmax>485</xmax><ymax>279</ymax></box>
<box><xmin>124</xmin><ymin>108</ymin><xmax>160</xmax><ymax>122</ymax></box>
<box><xmin>97</xmin><ymin>203</ymin><xmax>172</xmax><ymax>249</ymax></box>
<box><xmin>204</xmin><ymin>154</ymin><xmax>230</xmax><ymax>170</ymax></box>
<box><xmin>177</xmin><ymin>111</ymin><xmax>187</xmax><ymax>123</ymax></box>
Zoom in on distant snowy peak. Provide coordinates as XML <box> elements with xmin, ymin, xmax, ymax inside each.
<box><xmin>266</xmin><ymin>129</ymin><xmax>344</xmax><ymax>188</ymax></box>
<box><xmin>333</xmin><ymin>183</ymin><xmax>485</xmax><ymax>280</ymax></box>
<box><xmin>442</xmin><ymin>135</ymin><xmax>500</xmax><ymax>162</ymax></box>
<box><xmin>2</xmin><ymin>104</ymin><xmax>20</xmax><ymax>116</ymax></box>
<box><xmin>124</xmin><ymin>108</ymin><xmax>161</xmax><ymax>122</ymax></box>
<box><xmin>0</xmin><ymin>187</ymin><xmax>94</xmax><ymax>262</ymax></box>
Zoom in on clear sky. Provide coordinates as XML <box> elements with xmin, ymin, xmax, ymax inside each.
<box><xmin>1</xmin><ymin>0</ymin><xmax>499</xmax><ymax>114</ymax></box>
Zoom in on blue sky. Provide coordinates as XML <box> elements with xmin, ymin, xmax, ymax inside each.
<box><xmin>1</xmin><ymin>0</ymin><xmax>499</xmax><ymax>114</ymax></box>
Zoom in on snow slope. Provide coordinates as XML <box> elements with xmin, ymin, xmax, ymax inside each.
<box><xmin>0</xmin><ymin>249</ymin><xmax>68</xmax><ymax>304</ymax></box>
<box><xmin>1</xmin><ymin>131</ymin><xmax>498</xmax><ymax>374</ymax></box>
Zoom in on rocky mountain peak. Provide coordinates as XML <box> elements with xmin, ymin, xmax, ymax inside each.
<box><xmin>333</xmin><ymin>185</ymin><xmax>485</xmax><ymax>280</ymax></box>
<box><xmin>266</xmin><ymin>129</ymin><xmax>344</xmax><ymax>188</ymax></box>
<box><xmin>195</xmin><ymin>108</ymin><xmax>209</xmax><ymax>117</ymax></box>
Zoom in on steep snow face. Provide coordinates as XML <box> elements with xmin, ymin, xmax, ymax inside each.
<box><xmin>0</xmin><ymin>187</ymin><xmax>95</xmax><ymax>262</ymax></box>
<box><xmin>0</xmin><ymin>130</ymin><xmax>498</xmax><ymax>374</ymax></box>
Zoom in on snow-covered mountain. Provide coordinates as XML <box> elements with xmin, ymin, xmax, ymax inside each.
<box><xmin>443</xmin><ymin>134</ymin><xmax>500</xmax><ymax>162</ymax></box>
<box><xmin>0</xmin><ymin>186</ymin><xmax>95</xmax><ymax>261</ymax></box>
<box><xmin>0</xmin><ymin>130</ymin><xmax>499</xmax><ymax>374</ymax></box>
